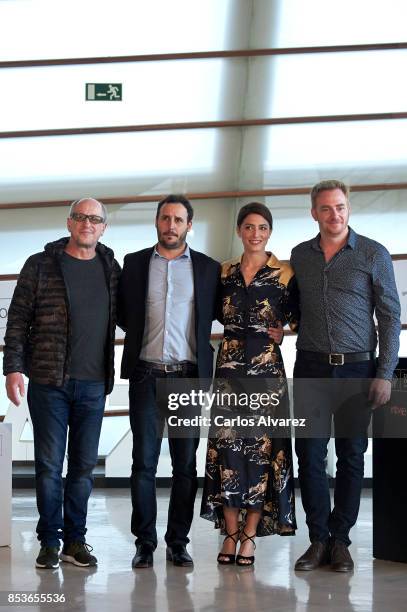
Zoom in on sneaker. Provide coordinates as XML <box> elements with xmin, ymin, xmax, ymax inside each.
<box><xmin>35</xmin><ymin>546</ymin><xmax>60</xmax><ymax>569</ymax></box>
<box><xmin>60</xmin><ymin>542</ymin><xmax>97</xmax><ymax>567</ymax></box>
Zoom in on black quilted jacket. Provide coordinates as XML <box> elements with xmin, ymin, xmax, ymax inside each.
<box><xmin>3</xmin><ymin>237</ymin><xmax>121</xmax><ymax>394</ymax></box>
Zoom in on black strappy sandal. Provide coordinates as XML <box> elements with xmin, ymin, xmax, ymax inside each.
<box><xmin>236</xmin><ymin>531</ymin><xmax>256</xmax><ymax>566</ymax></box>
<box><xmin>217</xmin><ymin>530</ymin><xmax>240</xmax><ymax>565</ymax></box>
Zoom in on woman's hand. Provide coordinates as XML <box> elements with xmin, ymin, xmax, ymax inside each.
<box><xmin>267</xmin><ymin>321</ymin><xmax>284</xmax><ymax>344</ymax></box>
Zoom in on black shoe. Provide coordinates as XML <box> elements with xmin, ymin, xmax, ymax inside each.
<box><xmin>294</xmin><ymin>541</ymin><xmax>330</xmax><ymax>571</ymax></box>
<box><xmin>217</xmin><ymin>530</ymin><xmax>239</xmax><ymax>565</ymax></box>
<box><xmin>35</xmin><ymin>546</ymin><xmax>60</xmax><ymax>569</ymax></box>
<box><xmin>330</xmin><ymin>541</ymin><xmax>354</xmax><ymax>572</ymax></box>
<box><xmin>236</xmin><ymin>531</ymin><xmax>256</xmax><ymax>567</ymax></box>
<box><xmin>132</xmin><ymin>544</ymin><xmax>154</xmax><ymax>568</ymax></box>
<box><xmin>60</xmin><ymin>542</ymin><xmax>97</xmax><ymax>567</ymax></box>
<box><xmin>166</xmin><ymin>545</ymin><xmax>193</xmax><ymax>567</ymax></box>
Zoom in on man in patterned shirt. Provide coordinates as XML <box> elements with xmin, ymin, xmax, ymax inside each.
<box><xmin>291</xmin><ymin>179</ymin><xmax>400</xmax><ymax>572</ymax></box>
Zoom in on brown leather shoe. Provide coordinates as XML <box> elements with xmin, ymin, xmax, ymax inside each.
<box><xmin>330</xmin><ymin>541</ymin><xmax>354</xmax><ymax>572</ymax></box>
<box><xmin>294</xmin><ymin>541</ymin><xmax>330</xmax><ymax>571</ymax></box>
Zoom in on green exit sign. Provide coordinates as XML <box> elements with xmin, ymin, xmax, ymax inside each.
<box><xmin>86</xmin><ymin>83</ymin><xmax>122</xmax><ymax>101</ymax></box>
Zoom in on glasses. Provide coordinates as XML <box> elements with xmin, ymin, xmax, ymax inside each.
<box><xmin>70</xmin><ymin>212</ymin><xmax>105</xmax><ymax>225</ymax></box>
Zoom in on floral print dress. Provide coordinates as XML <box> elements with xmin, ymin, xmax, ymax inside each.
<box><xmin>200</xmin><ymin>253</ymin><xmax>299</xmax><ymax>536</ymax></box>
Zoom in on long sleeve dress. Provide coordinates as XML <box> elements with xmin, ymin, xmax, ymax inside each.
<box><xmin>200</xmin><ymin>253</ymin><xmax>299</xmax><ymax>536</ymax></box>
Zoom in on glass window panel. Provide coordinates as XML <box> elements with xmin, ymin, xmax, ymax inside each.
<box><xmin>248</xmin><ymin>51</ymin><xmax>407</xmax><ymax>118</ymax></box>
<box><xmin>0</xmin><ymin>59</ymin><xmax>246</xmax><ymax>131</ymax></box>
<box><xmin>280</xmin><ymin>334</ymin><xmax>297</xmax><ymax>379</ymax></box>
<box><xmin>243</xmin><ymin>121</ymin><xmax>407</xmax><ymax>188</ymax></box>
<box><xmin>270</xmin><ymin>0</ymin><xmax>407</xmax><ymax>47</ymax></box>
<box><xmin>0</xmin><ymin>0</ymin><xmax>232</xmax><ymax>61</ymax></box>
<box><xmin>265</xmin><ymin>119</ymin><xmax>407</xmax><ymax>171</ymax></box>
<box><xmin>0</xmin><ymin>128</ymin><xmax>242</xmax><ymax>200</ymax></box>
<box><xmin>98</xmin><ymin>416</ymin><xmax>129</xmax><ymax>457</ymax></box>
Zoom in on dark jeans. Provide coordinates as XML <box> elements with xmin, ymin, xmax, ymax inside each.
<box><xmin>28</xmin><ymin>379</ymin><xmax>105</xmax><ymax>547</ymax></box>
<box><xmin>294</xmin><ymin>355</ymin><xmax>376</xmax><ymax>546</ymax></box>
<box><xmin>129</xmin><ymin>362</ymin><xmax>200</xmax><ymax>549</ymax></box>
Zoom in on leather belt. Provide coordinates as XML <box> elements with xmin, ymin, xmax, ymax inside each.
<box><xmin>297</xmin><ymin>350</ymin><xmax>375</xmax><ymax>366</ymax></box>
<box><xmin>138</xmin><ymin>360</ymin><xmax>194</xmax><ymax>373</ymax></box>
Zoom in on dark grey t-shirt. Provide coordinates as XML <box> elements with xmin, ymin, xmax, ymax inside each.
<box><xmin>61</xmin><ymin>252</ymin><xmax>110</xmax><ymax>381</ymax></box>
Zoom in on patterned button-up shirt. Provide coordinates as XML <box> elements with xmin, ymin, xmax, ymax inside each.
<box><xmin>290</xmin><ymin>227</ymin><xmax>400</xmax><ymax>379</ymax></box>
<box><xmin>217</xmin><ymin>253</ymin><xmax>299</xmax><ymax>378</ymax></box>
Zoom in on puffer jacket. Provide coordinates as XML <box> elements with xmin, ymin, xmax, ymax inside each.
<box><xmin>3</xmin><ymin>237</ymin><xmax>121</xmax><ymax>394</ymax></box>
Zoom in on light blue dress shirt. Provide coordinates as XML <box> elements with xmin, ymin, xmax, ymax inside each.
<box><xmin>140</xmin><ymin>245</ymin><xmax>197</xmax><ymax>364</ymax></box>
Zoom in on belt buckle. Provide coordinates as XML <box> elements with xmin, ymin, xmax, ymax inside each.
<box><xmin>164</xmin><ymin>364</ymin><xmax>179</xmax><ymax>373</ymax></box>
<box><xmin>329</xmin><ymin>353</ymin><xmax>344</xmax><ymax>366</ymax></box>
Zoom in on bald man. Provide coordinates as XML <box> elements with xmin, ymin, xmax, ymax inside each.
<box><xmin>4</xmin><ymin>198</ymin><xmax>121</xmax><ymax>569</ymax></box>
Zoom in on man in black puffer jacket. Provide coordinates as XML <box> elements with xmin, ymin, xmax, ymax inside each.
<box><xmin>3</xmin><ymin>198</ymin><xmax>121</xmax><ymax>570</ymax></box>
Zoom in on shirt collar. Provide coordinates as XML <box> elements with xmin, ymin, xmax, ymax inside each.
<box><xmin>264</xmin><ymin>252</ymin><xmax>283</xmax><ymax>269</ymax></box>
<box><xmin>311</xmin><ymin>226</ymin><xmax>356</xmax><ymax>251</ymax></box>
<box><xmin>229</xmin><ymin>252</ymin><xmax>281</xmax><ymax>269</ymax></box>
<box><xmin>153</xmin><ymin>244</ymin><xmax>191</xmax><ymax>260</ymax></box>
<box><xmin>347</xmin><ymin>227</ymin><xmax>357</xmax><ymax>249</ymax></box>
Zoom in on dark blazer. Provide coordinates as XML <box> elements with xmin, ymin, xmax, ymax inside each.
<box><xmin>118</xmin><ymin>246</ymin><xmax>220</xmax><ymax>379</ymax></box>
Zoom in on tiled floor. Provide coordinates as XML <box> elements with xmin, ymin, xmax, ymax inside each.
<box><xmin>0</xmin><ymin>489</ymin><xmax>406</xmax><ymax>612</ymax></box>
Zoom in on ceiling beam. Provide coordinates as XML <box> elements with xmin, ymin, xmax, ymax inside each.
<box><xmin>1</xmin><ymin>183</ymin><xmax>407</xmax><ymax>211</ymax></box>
<box><xmin>2</xmin><ymin>112</ymin><xmax>407</xmax><ymax>140</ymax></box>
<box><xmin>1</xmin><ymin>42</ymin><xmax>406</xmax><ymax>69</ymax></box>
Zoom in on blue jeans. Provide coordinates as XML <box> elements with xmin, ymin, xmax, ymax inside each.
<box><xmin>294</xmin><ymin>355</ymin><xmax>376</xmax><ymax>546</ymax></box>
<box><xmin>28</xmin><ymin>379</ymin><xmax>105</xmax><ymax>547</ymax></box>
<box><xmin>129</xmin><ymin>363</ymin><xmax>200</xmax><ymax>549</ymax></box>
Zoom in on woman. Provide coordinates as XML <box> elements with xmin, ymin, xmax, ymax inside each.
<box><xmin>200</xmin><ymin>202</ymin><xmax>298</xmax><ymax>566</ymax></box>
